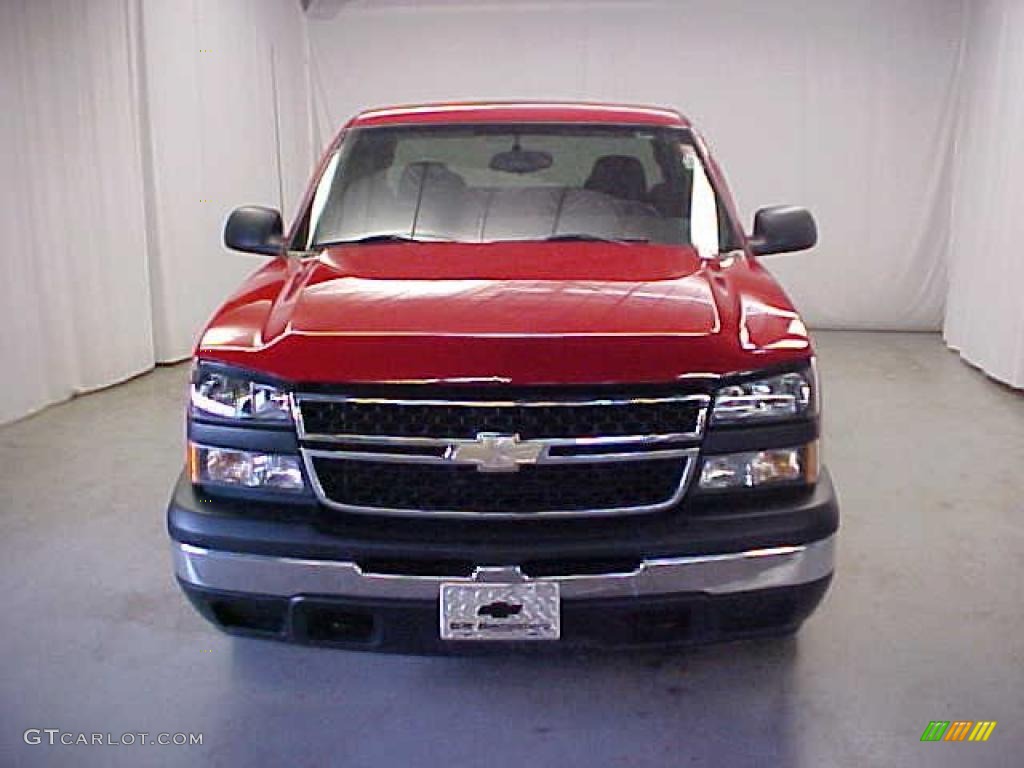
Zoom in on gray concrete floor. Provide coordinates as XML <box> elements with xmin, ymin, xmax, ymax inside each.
<box><xmin>0</xmin><ymin>331</ymin><xmax>1022</xmax><ymax>767</ymax></box>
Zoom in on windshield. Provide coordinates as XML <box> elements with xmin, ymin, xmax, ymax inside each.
<box><xmin>302</xmin><ymin>124</ymin><xmax>731</xmax><ymax>255</ymax></box>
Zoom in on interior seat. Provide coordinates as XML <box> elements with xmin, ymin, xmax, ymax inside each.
<box><xmin>398</xmin><ymin>161</ymin><xmax>480</xmax><ymax>239</ymax></box>
<box><xmin>583</xmin><ymin>155</ymin><xmax>648</xmax><ymax>202</ymax></box>
<box><xmin>398</xmin><ymin>161</ymin><xmax>467</xmax><ymax>198</ymax></box>
<box><xmin>648</xmin><ymin>180</ymin><xmax>689</xmax><ymax>218</ymax></box>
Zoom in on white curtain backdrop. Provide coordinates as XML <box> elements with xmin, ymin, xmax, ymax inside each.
<box><xmin>944</xmin><ymin>0</ymin><xmax>1024</xmax><ymax>388</ymax></box>
<box><xmin>306</xmin><ymin>0</ymin><xmax>967</xmax><ymax>331</ymax></box>
<box><xmin>0</xmin><ymin>0</ymin><xmax>312</xmax><ymax>425</ymax></box>
<box><xmin>0</xmin><ymin>0</ymin><xmax>154</xmax><ymax>425</ymax></box>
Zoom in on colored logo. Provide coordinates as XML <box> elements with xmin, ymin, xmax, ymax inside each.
<box><xmin>921</xmin><ymin>721</ymin><xmax>997</xmax><ymax>742</ymax></box>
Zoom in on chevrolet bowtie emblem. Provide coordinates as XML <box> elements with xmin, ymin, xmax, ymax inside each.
<box><xmin>445</xmin><ymin>433</ymin><xmax>545</xmax><ymax>472</ymax></box>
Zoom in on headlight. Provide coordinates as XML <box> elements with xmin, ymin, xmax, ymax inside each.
<box><xmin>190</xmin><ymin>363</ymin><xmax>292</xmax><ymax>422</ymax></box>
<box><xmin>188</xmin><ymin>444</ymin><xmax>305</xmax><ymax>492</ymax></box>
<box><xmin>711</xmin><ymin>364</ymin><xmax>816</xmax><ymax>425</ymax></box>
<box><xmin>698</xmin><ymin>442</ymin><xmax>818</xmax><ymax>491</ymax></box>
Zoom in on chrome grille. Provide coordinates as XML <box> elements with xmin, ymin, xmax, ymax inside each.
<box><xmin>295</xmin><ymin>391</ymin><xmax>709</xmax><ymax>518</ymax></box>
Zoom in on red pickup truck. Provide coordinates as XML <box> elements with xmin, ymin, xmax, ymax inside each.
<box><xmin>169</xmin><ymin>102</ymin><xmax>837</xmax><ymax>652</ymax></box>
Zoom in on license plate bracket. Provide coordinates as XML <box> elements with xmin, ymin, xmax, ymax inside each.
<box><xmin>440</xmin><ymin>582</ymin><xmax>560</xmax><ymax>641</ymax></box>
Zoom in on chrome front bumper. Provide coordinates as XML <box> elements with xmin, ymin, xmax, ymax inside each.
<box><xmin>173</xmin><ymin>535</ymin><xmax>835</xmax><ymax>601</ymax></box>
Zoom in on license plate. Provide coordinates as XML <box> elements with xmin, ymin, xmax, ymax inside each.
<box><xmin>440</xmin><ymin>582</ymin><xmax>560</xmax><ymax>641</ymax></box>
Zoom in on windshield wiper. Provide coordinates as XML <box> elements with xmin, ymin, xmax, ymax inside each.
<box><xmin>320</xmin><ymin>233</ymin><xmax>649</xmax><ymax>247</ymax></box>
<box><xmin>321</xmin><ymin>234</ymin><xmax>430</xmax><ymax>246</ymax></box>
<box><xmin>543</xmin><ymin>234</ymin><xmax>650</xmax><ymax>244</ymax></box>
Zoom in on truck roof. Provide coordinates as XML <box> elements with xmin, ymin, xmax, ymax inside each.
<box><xmin>346</xmin><ymin>101</ymin><xmax>690</xmax><ymax>129</ymax></box>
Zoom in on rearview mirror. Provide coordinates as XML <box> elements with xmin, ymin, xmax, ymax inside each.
<box><xmin>489</xmin><ymin>148</ymin><xmax>553</xmax><ymax>174</ymax></box>
<box><xmin>749</xmin><ymin>206</ymin><xmax>817</xmax><ymax>256</ymax></box>
<box><xmin>224</xmin><ymin>206</ymin><xmax>284</xmax><ymax>255</ymax></box>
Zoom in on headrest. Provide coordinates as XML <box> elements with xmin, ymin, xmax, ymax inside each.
<box><xmin>584</xmin><ymin>155</ymin><xmax>648</xmax><ymax>201</ymax></box>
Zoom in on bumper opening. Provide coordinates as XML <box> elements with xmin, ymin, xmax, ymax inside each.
<box><xmin>630</xmin><ymin>605</ymin><xmax>695</xmax><ymax>644</ymax></box>
<box><xmin>717</xmin><ymin>590</ymin><xmax>805</xmax><ymax>633</ymax></box>
<box><xmin>187</xmin><ymin>591</ymin><xmax>288</xmax><ymax>636</ymax></box>
<box><xmin>295</xmin><ymin>602</ymin><xmax>377</xmax><ymax>645</ymax></box>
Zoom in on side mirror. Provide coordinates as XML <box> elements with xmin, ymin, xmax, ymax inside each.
<box><xmin>749</xmin><ymin>206</ymin><xmax>817</xmax><ymax>256</ymax></box>
<box><xmin>224</xmin><ymin>206</ymin><xmax>284</xmax><ymax>256</ymax></box>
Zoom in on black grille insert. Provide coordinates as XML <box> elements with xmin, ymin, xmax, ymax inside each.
<box><xmin>311</xmin><ymin>457</ymin><xmax>687</xmax><ymax>514</ymax></box>
<box><xmin>299</xmin><ymin>398</ymin><xmax>703</xmax><ymax>439</ymax></box>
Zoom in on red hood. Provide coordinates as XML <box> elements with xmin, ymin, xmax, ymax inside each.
<box><xmin>197</xmin><ymin>243</ymin><xmax>811</xmax><ymax>384</ymax></box>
